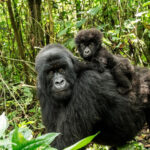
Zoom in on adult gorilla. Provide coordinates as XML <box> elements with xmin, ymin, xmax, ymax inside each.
<box><xmin>35</xmin><ymin>44</ymin><xmax>146</xmax><ymax>150</ymax></box>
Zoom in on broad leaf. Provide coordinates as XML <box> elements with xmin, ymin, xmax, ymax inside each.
<box><xmin>0</xmin><ymin>112</ymin><xmax>9</xmax><ymax>138</ymax></box>
<box><xmin>143</xmin><ymin>1</ymin><xmax>150</xmax><ymax>7</ymax></box>
<box><xmin>135</xmin><ymin>11</ymin><xmax>148</xmax><ymax>17</ymax></box>
<box><xmin>87</xmin><ymin>6</ymin><xmax>101</xmax><ymax>16</ymax></box>
<box><xmin>64</xmin><ymin>132</ymin><xmax>100</xmax><ymax>150</ymax></box>
<box><xmin>65</xmin><ymin>38</ymin><xmax>75</xmax><ymax>49</ymax></box>
<box><xmin>57</xmin><ymin>28</ymin><xmax>68</xmax><ymax>37</ymax></box>
<box><xmin>12</xmin><ymin>127</ymin><xmax>59</xmax><ymax>150</ymax></box>
<box><xmin>76</xmin><ymin>19</ymin><xmax>86</xmax><ymax>28</ymax></box>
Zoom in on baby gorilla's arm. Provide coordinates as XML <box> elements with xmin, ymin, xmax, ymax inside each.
<box><xmin>110</xmin><ymin>56</ymin><xmax>134</xmax><ymax>94</ymax></box>
<box><xmin>74</xmin><ymin>60</ymin><xmax>105</xmax><ymax>74</ymax></box>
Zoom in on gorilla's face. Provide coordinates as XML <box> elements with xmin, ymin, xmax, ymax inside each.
<box><xmin>79</xmin><ymin>42</ymin><xmax>97</xmax><ymax>60</ymax></box>
<box><xmin>75</xmin><ymin>28</ymin><xmax>102</xmax><ymax>61</ymax></box>
<box><xmin>46</xmin><ymin>59</ymin><xmax>74</xmax><ymax>101</ymax></box>
<box><xmin>36</xmin><ymin>45</ymin><xmax>77</xmax><ymax>102</ymax></box>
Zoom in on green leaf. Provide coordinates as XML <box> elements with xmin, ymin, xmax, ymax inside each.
<box><xmin>42</xmin><ymin>146</ymin><xmax>57</xmax><ymax>150</ymax></box>
<box><xmin>12</xmin><ymin>127</ymin><xmax>59</xmax><ymax>150</ymax></box>
<box><xmin>36</xmin><ymin>132</ymin><xmax>59</xmax><ymax>145</ymax></box>
<box><xmin>18</xmin><ymin>127</ymin><xmax>33</xmax><ymax>140</ymax></box>
<box><xmin>87</xmin><ymin>6</ymin><xmax>101</xmax><ymax>16</ymax></box>
<box><xmin>21</xmin><ymin>133</ymin><xmax>59</xmax><ymax>150</ymax></box>
<box><xmin>65</xmin><ymin>38</ymin><xmax>75</xmax><ymax>49</ymax></box>
<box><xmin>135</xmin><ymin>11</ymin><xmax>148</xmax><ymax>17</ymax></box>
<box><xmin>12</xmin><ymin>127</ymin><xmax>28</xmax><ymax>150</ymax></box>
<box><xmin>131</xmin><ymin>19</ymin><xmax>141</xmax><ymax>24</ymax></box>
<box><xmin>76</xmin><ymin>19</ymin><xmax>86</xmax><ymax>28</ymax></box>
<box><xmin>118</xmin><ymin>141</ymin><xmax>145</xmax><ymax>150</ymax></box>
<box><xmin>0</xmin><ymin>139</ymin><xmax>11</xmax><ymax>147</ymax></box>
<box><xmin>143</xmin><ymin>1</ymin><xmax>150</xmax><ymax>7</ymax></box>
<box><xmin>64</xmin><ymin>132</ymin><xmax>100</xmax><ymax>150</ymax></box>
<box><xmin>57</xmin><ymin>28</ymin><xmax>68</xmax><ymax>37</ymax></box>
<box><xmin>103</xmin><ymin>38</ymin><xmax>112</xmax><ymax>46</ymax></box>
<box><xmin>66</xmin><ymin>21</ymin><xmax>72</xmax><ymax>28</ymax></box>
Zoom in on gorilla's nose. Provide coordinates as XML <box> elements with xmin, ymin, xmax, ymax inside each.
<box><xmin>84</xmin><ymin>47</ymin><xmax>91</xmax><ymax>57</ymax></box>
<box><xmin>55</xmin><ymin>78</ymin><xmax>65</xmax><ymax>85</ymax></box>
<box><xmin>85</xmin><ymin>48</ymin><xmax>90</xmax><ymax>54</ymax></box>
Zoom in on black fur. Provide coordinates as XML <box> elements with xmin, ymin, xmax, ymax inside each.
<box><xmin>35</xmin><ymin>44</ymin><xmax>147</xmax><ymax>150</ymax></box>
<box><xmin>75</xmin><ymin>28</ymin><xmax>134</xmax><ymax>94</ymax></box>
<box><xmin>133</xmin><ymin>67</ymin><xmax>150</xmax><ymax>129</ymax></box>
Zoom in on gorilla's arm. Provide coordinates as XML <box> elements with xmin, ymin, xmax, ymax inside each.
<box><xmin>52</xmin><ymin>70</ymin><xmax>145</xmax><ymax>149</ymax></box>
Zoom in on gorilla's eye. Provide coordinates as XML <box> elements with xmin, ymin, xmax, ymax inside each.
<box><xmin>91</xmin><ymin>42</ymin><xmax>94</xmax><ymax>45</ymax></box>
<box><xmin>80</xmin><ymin>43</ymin><xmax>85</xmax><ymax>49</ymax></box>
<box><xmin>49</xmin><ymin>70</ymin><xmax>54</xmax><ymax>76</ymax></box>
<box><xmin>58</xmin><ymin>68</ymin><xmax>65</xmax><ymax>74</ymax></box>
<box><xmin>89</xmin><ymin>42</ymin><xmax>95</xmax><ymax>48</ymax></box>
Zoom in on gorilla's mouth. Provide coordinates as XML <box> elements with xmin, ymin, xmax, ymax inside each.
<box><xmin>84</xmin><ymin>54</ymin><xmax>91</xmax><ymax>58</ymax></box>
<box><xmin>53</xmin><ymin>86</ymin><xmax>71</xmax><ymax>94</ymax></box>
<box><xmin>55</xmin><ymin>89</ymin><xmax>68</xmax><ymax>93</ymax></box>
<box><xmin>52</xmin><ymin>88</ymin><xmax>72</xmax><ymax>101</ymax></box>
<box><xmin>84</xmin><ymin>55</ymin><xmax>92</xmax><ymax>61</ymax></box>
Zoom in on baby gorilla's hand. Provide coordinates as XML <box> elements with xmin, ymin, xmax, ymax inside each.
<box><xmin>97</xmin><ymin>65</ymin><xmax>105</xmax><ymax>73</ymax></box>
<box><xmin>93</xmin><ymin>63</ymin><xmax>105</xmax><ymax>73</ymax></box>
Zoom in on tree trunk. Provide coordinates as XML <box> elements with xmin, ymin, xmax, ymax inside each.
<box><xmin>48</xmin><ymin>0</ymin><xmax>54</xmax><ymax>44</ymax></box>
<box><xmin>76</xmin><ymin>0</ymin><xmax>82</xmax><ymax>29</ymax></box>
<box><xmin>6</xmin><ymin>0</ymin><xmax>30</xmax><ymax>84</ymax></box>
<box><xmin>28</xmin><ymin>0</ymin><xmax>44</xmax><ymax>58</ymax></box>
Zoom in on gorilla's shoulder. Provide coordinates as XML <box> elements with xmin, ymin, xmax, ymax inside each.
<box><xmin>80</xmin><ymin>69</ymin><xmax>113</xmax><ymax>81</ymax></box>
<box><xmin>77</xmin><ymin>69</ymin><xmax>116</xmax><ymax>90</ymax></box>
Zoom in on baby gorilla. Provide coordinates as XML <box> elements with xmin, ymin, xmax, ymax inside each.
<box><xmin>75</xmin><ymin>28</ymin><xmax>134</xmax><ymax>94</ymax></box>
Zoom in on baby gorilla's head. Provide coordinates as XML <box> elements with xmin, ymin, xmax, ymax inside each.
<box><xmin>75</xmin><ymin>28</ymin><xmax>103</xmax><ymax>60</ymax></box>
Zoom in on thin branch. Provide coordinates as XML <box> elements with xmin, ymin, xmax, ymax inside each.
<box><xmin>0</xmin><ymin>56</ymin><xmax>35</xmax><ymax>65</ymax></box>
<box><xmin>0</xmin><ymin>73</ymin><xmax>28</xmax><ymax>119</ymax></box>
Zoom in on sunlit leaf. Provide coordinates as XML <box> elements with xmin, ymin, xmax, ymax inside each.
<box><xmin>130</xmin><ymin>19</ymin><xmax>141</xmax><ymax>24</ymax></box>
<box><xmin>118</xmin><ymin>141</ymin><xmax>145</xmax><ymax>150</ymax></box>
<box><xmin>65</xmin><ymin>38</ymin><xmax>75</xmax><ymax>49</ymax></box>
<box><xmin>76</xmin><ymin>19</ymin><xmax>86</xmax><ymax>28</ymax></box>
<box><xmin>19</xmin><ymin>127</ymin><xmax>33</xmax><ymax>140</ymax></box>
<box><xmin>135</xmin><ymin>11</ymin><xmax>148</xmax><ymax>17</ymax></box>
<box><xmin>0</xmin><ymin>112</ymin><xmax>9</xmax><ymax>138</ymax></box>
<box><xmin>57</xmin><ymin>28</ymin><xmax>68</xmax><ymax>37</ymax></box>
<box><xmin>12</xmin><ymin>128</ymin><xmax>59</xmax><ymax>150</ymax></box>
<box><xmin>87</xmin><ymin>6</ymin><xmax>101</xmax><ymax>16</ymax></box>
<box><xmin>64</xmin><ymin>132</ymin><xmax>100</xmax><ymax>150</ymax></box>
<box><xmin>12</xmin><ymin>127</ymin><xmax>28</xmax><ymax>150</ymax></box>
<box><xmin>143</xmin><ymin>1</ymin><xmax>150</xmax><ymax>7</ymax></box>
<box><xmin>0</xmin><ymin>139</ymin><xmax>11</xmax><ymax>147</ymax></box>
<box><xmin>103</xmin><ymin>38</ymin><xmax>112</xmax><ymax>46</ymax></box>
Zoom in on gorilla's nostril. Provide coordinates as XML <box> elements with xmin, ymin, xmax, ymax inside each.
<box><xmin>55</xmin><ymin>79</ymin><xmax>64</xmax><ymax>85</ymax></box>
<box><xmin>55</xmin><ymin>81</ymin><xmax>59</xmax><ymax>85</ymax></box>
<box><xmin>85</xmin><ymin>50</ymin><xmax>89</xmax><ymax>54</ymax></box>
<box><xmin>60</xmin><ymin>79</ymin><xmax>64</xmax><ymax>84</ymax></box>
<box><xmin>84</xmin><ymin>48</ymin><xmax>91</xmax><ymax>56</ymax></box>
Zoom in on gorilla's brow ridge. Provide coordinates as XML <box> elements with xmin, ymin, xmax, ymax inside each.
<box><xmin>45</xmin><ymin>58</ymin><xmax>68</xmax><ymax>70</ymax></box>
<box><xmin>47</xmin><ymin>55</ymin><xmax>62</xmax><ymax>62</ymax></box>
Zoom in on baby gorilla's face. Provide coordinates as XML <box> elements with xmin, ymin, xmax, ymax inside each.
<box><xmin>79</xmin><ymin>42</ymin><xmax>96</xmax><ymax>60</ymax></box>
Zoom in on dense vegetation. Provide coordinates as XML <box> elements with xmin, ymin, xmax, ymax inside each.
<box><xmin>0</xmin><ymin>0</ymin><xmax>150</xmax><ymax>149</ymax></box>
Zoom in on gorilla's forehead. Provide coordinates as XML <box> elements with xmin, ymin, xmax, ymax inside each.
<box><xmin>43</xmin><ymin>47</ymin><xmax>66</xmax><ymax>56</ymax></box>
<box><xmin>35</xmin><ymin>47</ymin><xmax>73</xmax><ymax>71</ymax></box>
<box><xmin>40</xmin><ymin>47</ymin><xmax>70</xmax><ymax>62</ymax></box>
